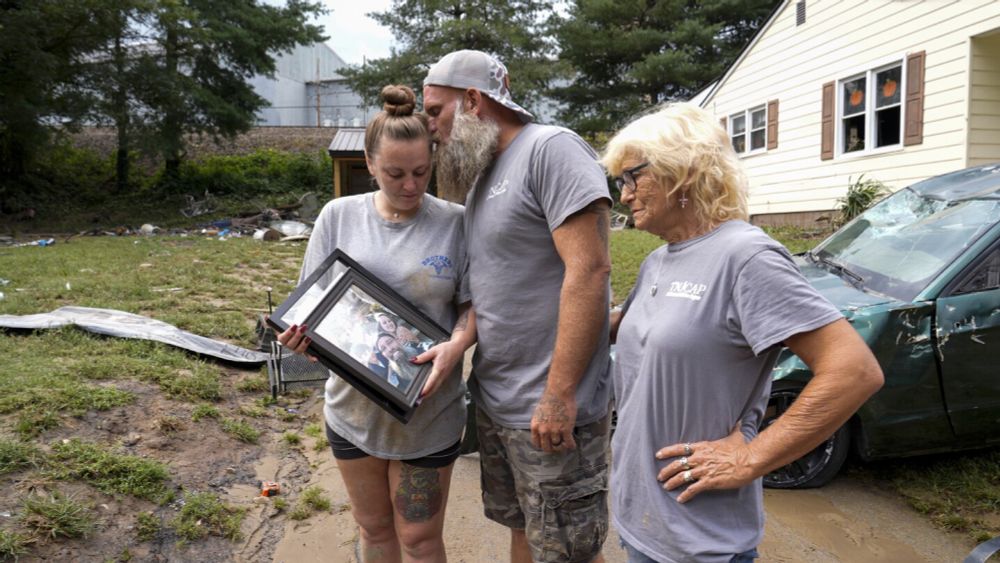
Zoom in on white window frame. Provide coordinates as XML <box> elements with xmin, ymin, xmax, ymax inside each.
<box><xmin>728</xmin><ymin>104</ymin><xmax>768</xmax><ymax>156</ymax></box>
<box><xmin>835</xmin><ymin>56</ymin><xmax>907</xmax><ymax>159</ymax></box>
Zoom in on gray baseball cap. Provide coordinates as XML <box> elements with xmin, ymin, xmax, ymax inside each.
<box><xmin>424</xmin><ymin>50</ymin><xmax>534</xmax><ymax>123</ymax></box>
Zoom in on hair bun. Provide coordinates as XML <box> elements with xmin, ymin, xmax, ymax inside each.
<box><xmin>381</xmin><ymin>85</ymin><xmax>416</xmax><ymax>117</ymax></box>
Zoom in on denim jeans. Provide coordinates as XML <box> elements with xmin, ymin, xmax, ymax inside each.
<box><xmin>620</xmin><ymin>536</ymin><xmax>759</xmax><ymax>563</ymax></box>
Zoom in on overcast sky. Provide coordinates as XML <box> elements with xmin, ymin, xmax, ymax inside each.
<box><xmin>320</xmin><ymin>0</ymin><xmax>395</xmax><ymax>65</ymax></box>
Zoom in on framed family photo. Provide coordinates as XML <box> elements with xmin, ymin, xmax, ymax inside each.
<box><xmin>267</xmin><ymin>249</ymin><xmax>449</xmax><ymax>423</ymax></box>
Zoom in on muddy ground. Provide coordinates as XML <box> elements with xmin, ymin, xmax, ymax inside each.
<box><xmin>6</xmin><ymin>371</ymin><xmax>976</xmax><ymax>563</ymax></box>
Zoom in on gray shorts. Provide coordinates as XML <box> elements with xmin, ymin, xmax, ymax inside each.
<box><xmin>476</xmin><ymin>407</ymin><xmax>611</xmax><ymax>563</ymax></box>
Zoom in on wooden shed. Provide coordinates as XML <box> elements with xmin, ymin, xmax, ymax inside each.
<box><xmin>327</xmin><ymin>128</ymin><xmax>373</xmax><ymax>198</ymax></box>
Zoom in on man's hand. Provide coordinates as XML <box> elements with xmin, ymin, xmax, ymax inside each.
<box><xmin>531</xmin><ymin>391</ymin><xmax>578</xmax><ymax>452</ymax></box>
<box><xmin>273</xmin><ymin>321</ymin><xmax>317</xmax><ymax>362</ymax></box>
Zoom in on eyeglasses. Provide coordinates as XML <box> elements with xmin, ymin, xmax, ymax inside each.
<box><xmin>613</xmin><ymin>162</ymin><xmax>649</xmax><ymax>195</ymax></box>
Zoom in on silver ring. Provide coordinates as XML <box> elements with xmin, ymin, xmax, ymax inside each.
<box><xmin>683</xmin><ymin>443</ymin><xmax>693</xmax><ymax>456</ymax></box>
<box><xmin>682</xmin><ymin>470</ymin><xmax>694</xmax><ymax>483</ymax></box>
<box><xmin>678</xmin><ymin>456</ymin><xmax>691</xmax><ymax>471</ymax></box>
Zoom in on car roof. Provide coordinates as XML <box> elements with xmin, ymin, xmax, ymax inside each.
<box><xmin>910</xmin><ymin>162</ymin><xmax>1000</xmax><ymax>201</ymax></box>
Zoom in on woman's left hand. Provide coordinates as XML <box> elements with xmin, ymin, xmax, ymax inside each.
<box><xmin>411</xmin><ymin>340</ymin><xmax>463</xmax><ymax>399</ymax></box>
<box><xmin>654</xmin><ymin>426</ymin><xmax>757</xmax><ymax>503</ymax></box>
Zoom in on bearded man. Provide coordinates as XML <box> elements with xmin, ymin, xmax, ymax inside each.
<box><xmin>423</xmin><ymin>50</ymin><xmax>612</xmax><ymax>563</ymax></box>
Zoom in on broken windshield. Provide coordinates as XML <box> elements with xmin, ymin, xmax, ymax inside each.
<box><xmin>815</xmin><ymin>188</ymin><xmax>1000</xmax><ymax>301</ymax></box>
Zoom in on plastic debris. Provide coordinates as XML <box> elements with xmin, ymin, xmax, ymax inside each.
<box><xmin>260</xmin><ymin>481</ymin><xmax>281</xmax><ymax>497</ymax></box>
<box><xmin>269</xmin><ymin>220</ymin><xmax>312</xmax><ymax>238</ymax></box>
<box><xmin>0</xmin><ymin>279</ymin><xmax>9</xmax><ymax>286</ymax></box>
<box><xmin>14</xmin><ymin>238</ymin><xmax>55</xmax><ymax>247</ymax></box>
<box><xmin>253</xmin><ymin>228</ymin><xmax>282</xmax><ymax>242</ymax></box>
<box><xmin>140</xmin><ymin>224</ymin><xmax>160</xmax><ymax>235</ymax></box>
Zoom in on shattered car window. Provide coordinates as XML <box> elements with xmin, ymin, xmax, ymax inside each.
<box><xmin>816</xmin><ymin>188</ymin><xmax>1000</xmax><ymax>300</ymax></box>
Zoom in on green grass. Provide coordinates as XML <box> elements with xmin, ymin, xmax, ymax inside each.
<box><xmin>220</xmin><ymin>418</ymin><xmax>260</xmax><ymax>444</ymax></box>
<box><xmin>49</xmin><ymin>439</ymin><xmax>173</xmax><ymax>503</ymax></box>
<box><xmin>19</xmin><ymin>492</ymin><xmax>96</xmax><ymax>540</ymax></box>
<box><xmin>169</xmin><ymin>492</ymin><xmax>245</xmax><ymax>542</ymax></box>
<box><xmin>135</xmin><ymin>511</ymin><xmax>161</xmax><ymax>542</ymax></box>
<box><xmin>302</xmin><ymin>423</ymin><xmax>323</xmax><ymax>439</ymax></box>
<box><xmin>0</xmin><ymin>529</ymin><xmax>31</xmax><ymax>560</ymax></box>
<box><xmin>191</xmin><ymin>404</ymin><xmax>220</xmax><ymax>422</ymax></box>
<box><xmin>282</xmin><ymin>432</ymin><xmax>301</xmax><ymax>446</ymax></box>
<box><xmin>289</xmin><ymin>485</ymin><xmax>331</xmax><ymax>521</ymax></box>
<box><xmin>609</xmin><ymin>229</ymin><xmax>663</xmax><ymax>305</ymax></box>
<box><xmin>0</xmin><ymin>438</ymin><xmax>43</xmax><ymax>474</ymax></box>
<box><xmin>854</xmin><ymin>449</ymin><xmax>1000</xmax><ymax>543</ymax></box>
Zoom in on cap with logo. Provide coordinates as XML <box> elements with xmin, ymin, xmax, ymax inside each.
<box><xmin>424</xmin><ymin>50</ymin><xmax>534</xmax><ymax>123</ymax></box>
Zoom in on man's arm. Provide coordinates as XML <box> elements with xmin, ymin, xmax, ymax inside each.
<box><xmin>531</xmin><ymin>199</ymin><xmax>611</xmax><ymax>452</ymax></box>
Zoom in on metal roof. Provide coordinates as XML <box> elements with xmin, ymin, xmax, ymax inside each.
<box><xmin>327</xmin><ymin>128</ymin><xmax>365</xmax><ymax>156</ymax></box>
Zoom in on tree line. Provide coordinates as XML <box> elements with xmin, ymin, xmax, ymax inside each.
<box><xmin>343</xmin><ymin>0</ymin><xmax>779</xmax><ymax>138</ymax></box>
<box><xmin>0</xmin><ymin>0</ymin><xmax>324</xmax><ymax>210</ymax></box>
<box><xmin>0</xmin><ymin>0</ymin><xmax>777</xmax><ymax>213</ymax></box>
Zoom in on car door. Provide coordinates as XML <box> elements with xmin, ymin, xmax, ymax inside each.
<box><xmin>935</xmin><ymin>244</ymin><xmax>1000</xmax><ymax>444</ymax></box>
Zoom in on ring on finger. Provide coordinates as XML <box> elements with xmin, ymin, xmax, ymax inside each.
<box><xmin>683</xmin><ymin>443</ymin><xmax>693</xmax><ymax>456</ymax></box>
<box><xmin>678</xmin><ymin>456</ymin><xmax>691</xmax><ymax>471</ymax></box>
<box><xmin>551</xmin><ymin>437</ymin><xmax>563</xmax><ymax>446</ymax></box>
<box><xmin>682</xmin><ymin>470</ymin><xmax>695</xmax><ymax>483</ymax></box>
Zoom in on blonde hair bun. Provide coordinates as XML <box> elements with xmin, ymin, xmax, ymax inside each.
<box><xmin>381</xmin><ymin>85</ymin><xmax>416</xmax><ymax>117</ymax></box>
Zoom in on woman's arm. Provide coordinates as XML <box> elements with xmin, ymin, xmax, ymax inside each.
<box><xmin>655</xmin><ymin>318</ymin><xmax>883</xmax><ymax>502</ymax></box>
<box><xmin>413</xmin><ymin>302</ymin><xmax>477</xmax><ymax>399</ymax></box>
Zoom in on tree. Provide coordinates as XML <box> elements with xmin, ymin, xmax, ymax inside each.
<box><xmin>340</xmin><ymin>0</ymin><xmax>563</xmax><ymax>116</ymax></box>
<box><xmin>139</xmin><ymin>0</ymin><xmax>326</xmax><ymax>182</ymax></box>
<box><xmin>0</xmin><ymin>0</ymin><xmax>114</xmax><ymax>206</ymax></box>
<box><xmin>552</xmin><ymin>0</ymin><xmax>779</xmax><ymax>136</ymax></box>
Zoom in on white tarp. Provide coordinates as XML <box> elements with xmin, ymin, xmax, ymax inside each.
<box><xmin>0</xmin><ymin>306</ymin><xmax>272</xmax><ymax>365</ymax></box>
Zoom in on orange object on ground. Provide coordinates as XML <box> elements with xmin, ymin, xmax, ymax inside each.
<box><xmin>261</xmin><ymin>481</ymin><xmax>281</xmax><ymax>497</ymax></box>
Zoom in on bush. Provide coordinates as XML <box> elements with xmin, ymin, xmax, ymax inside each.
<box><xmin>838</xmin><ymin>175</ymin><xmax>889</xmax><ymax>225</ymax></box>
<box><xmin>167</xmin><ymin>149</ymin><xmax>331</xmax><ymax>197</ymax></box>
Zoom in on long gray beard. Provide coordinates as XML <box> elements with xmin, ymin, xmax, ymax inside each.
<box><xmin>434</xmin><ymin>110</ymin><xmax>500</xmax><ymax>204</ymax></box>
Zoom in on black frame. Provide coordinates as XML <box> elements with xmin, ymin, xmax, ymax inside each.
<box><xmin>266</xmin><ymin>249</ymin><xmax>449</xmax><ymax>423</ymax></box>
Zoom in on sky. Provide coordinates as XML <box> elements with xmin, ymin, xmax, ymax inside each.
<box><xmin>319</xmin><ymin>0</ymin><xmax>395</xmax><ymax>65</ymax></box>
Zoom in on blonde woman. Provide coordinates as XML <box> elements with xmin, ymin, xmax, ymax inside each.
<box><xmin>603</xmin><ymin>103</ymin><xmax>882</xmax><ymax>563</ymax></box>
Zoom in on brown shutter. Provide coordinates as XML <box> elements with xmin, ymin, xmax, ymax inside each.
<box><xmin>767</xmin><ymin>99</ymin><xmax>779</xmax><ymax>150</ymax></box>
<box><xmin>719</xmin><ymin>116</ymin><xmax>727</xmax><ymax>131</ymax></box>
<box><xmin>904</xmin><ymin>50</ymin><xmax>926</xmax><ymax>146</ymax></box>
<box><xmin>821</xmin><ymin>82</ymin><xmax>835</xmax><ymax>160</ymax></box>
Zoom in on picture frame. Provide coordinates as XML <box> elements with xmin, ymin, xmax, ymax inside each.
<box><xmin>266</xmin><ymin>249</ymin><xmax>449</xmax><ymax>423</ymax></box>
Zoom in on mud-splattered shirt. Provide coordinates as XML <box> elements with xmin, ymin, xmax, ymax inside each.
<box><xmin>300</xmin><ymin>192</ymin><xmax>470</xmax><ymax>458</ymax></box>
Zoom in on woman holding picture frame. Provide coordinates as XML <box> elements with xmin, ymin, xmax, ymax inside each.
<box><xmin>277</xmin><ymin>85</ymin><xmax>475</xmax><ymax>562</ymax></box>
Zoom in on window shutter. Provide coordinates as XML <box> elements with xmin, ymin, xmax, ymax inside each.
<box><xmin>904</xmin><ymin>50</ymin><xmax>925</xmax><ymax>146</ymax></box>
<box><xmin>767</xmin><ymin>99</ymin><xmax>779</xmax><ymax>150</ymax></box>
<box><xmin>719</xmin><ymin>116</ymin><xmax>727</xmax><ymax>131</ymax></box>
<box><xmin>821</xmin><ymin>82</ymin><xmax>834</xmax><ymax>160</ymax></box>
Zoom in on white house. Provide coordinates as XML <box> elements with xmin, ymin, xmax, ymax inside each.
<box><xmin>250</xmin><ymin>43</ymin><xmax>376</xmax><ymax>127</ymax></box>
<box><xmin>700</xmin><ymin>0</ymin><xmax>1000</xmax><ymax>225</ymax></box>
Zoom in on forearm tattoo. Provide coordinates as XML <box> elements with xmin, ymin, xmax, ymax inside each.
<box><xmin>394</xmin><ymin>464</ymin><xmax>443</xmax><ymax>522</ymax></box>
<box><xmin>453</xmin><ymin>308</ymin><xmax>470</xmax><ymax>332</ymax></box>
<box><xmin>535</xmin><ymin>393</ymin><xmax>570</xmax><ymax>424</ymax></box>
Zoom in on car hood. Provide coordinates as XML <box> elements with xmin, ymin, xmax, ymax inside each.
<box><xmin>794</xmin><ymin>256</ymin><xmax>903</xmax><ymax>317</ymax></box>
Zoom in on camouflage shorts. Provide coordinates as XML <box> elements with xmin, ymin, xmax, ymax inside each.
<box><xmin>476</xmin><ymin>407</ymin><xmax>611</xmax><ymax>563</ymax></box>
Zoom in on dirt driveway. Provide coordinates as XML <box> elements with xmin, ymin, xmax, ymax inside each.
<box><xmin>239</xmin><ymin>395</ymin><xmax>973</xmax><ymax>563</ymax></box>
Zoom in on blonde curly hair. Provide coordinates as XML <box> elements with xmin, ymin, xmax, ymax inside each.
<box><xmin>601</xmin><ymin>102</ymin><xmax>749</xmax><ymax>225</ymax></box>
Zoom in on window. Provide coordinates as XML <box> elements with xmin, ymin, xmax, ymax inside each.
<box><xmin>840</xmin><ymin>62</ymin><xmax>903</xmax><ymax>155</ymax></box>
<box><xmin>729</xmin><ymin>105</ymin><xmax>766</xmax><ymax>154</ymax></box>
<box><xmin>954</xmin><ymin>248</ymin><xmax>1000</xmax><ymax>295</ymax></box>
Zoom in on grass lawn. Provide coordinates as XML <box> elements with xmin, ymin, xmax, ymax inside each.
<box><xmin>1</xmin><ymin>230</ymin><xmax>998</xmax><ymax>552</ymax></box>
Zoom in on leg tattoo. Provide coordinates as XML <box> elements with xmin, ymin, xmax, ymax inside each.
<box><xmin>394</xmin><ymin>464</ymin><xmax>443</xmax><ymax>522</ymax></box>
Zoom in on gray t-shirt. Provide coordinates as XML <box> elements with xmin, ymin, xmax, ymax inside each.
<box><xmin>300</xmin><ymin>192</ymin><xmax>470</xmax><ymax>459</ymax></box>
<box><xmin>464</xmin><ymin>123</ymin><xmax>613</xmax><ymax>428</ymax></box>
<box><xmin>612</xmin><ymin>221</ymin><xmax>842</xmax><ymax>562</ymax></box>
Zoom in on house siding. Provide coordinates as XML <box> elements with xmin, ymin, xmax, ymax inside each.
<box><xmin>706</xmin><ymin>0</ymin><xmax>1000</xmax><ymax>216</ymax></box>
<box><xmin>969</xmin><ymin>32</ymin><xmax>1000</xmax><ymax>166</ymax></box>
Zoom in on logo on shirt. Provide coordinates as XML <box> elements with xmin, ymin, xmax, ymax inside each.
<box><xmin>422</xmin><ymin>255</ymin><xmax>454</xmax><ymax>279</ymax></box>
<box><xmin>486</xmin><ymin>179</ymin><xmax>509</xmax><ymax>200</ymax></box>
<box><xmin>664</xmin><ymin>281</ymin><xmax>708</xmax><ymax>301</ymax></box>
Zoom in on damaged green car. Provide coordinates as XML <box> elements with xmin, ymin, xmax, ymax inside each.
<box><xmin>764</xmin><ymin>163</ymin><xmax>1000</xmax><ymax>489</ymax></box>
